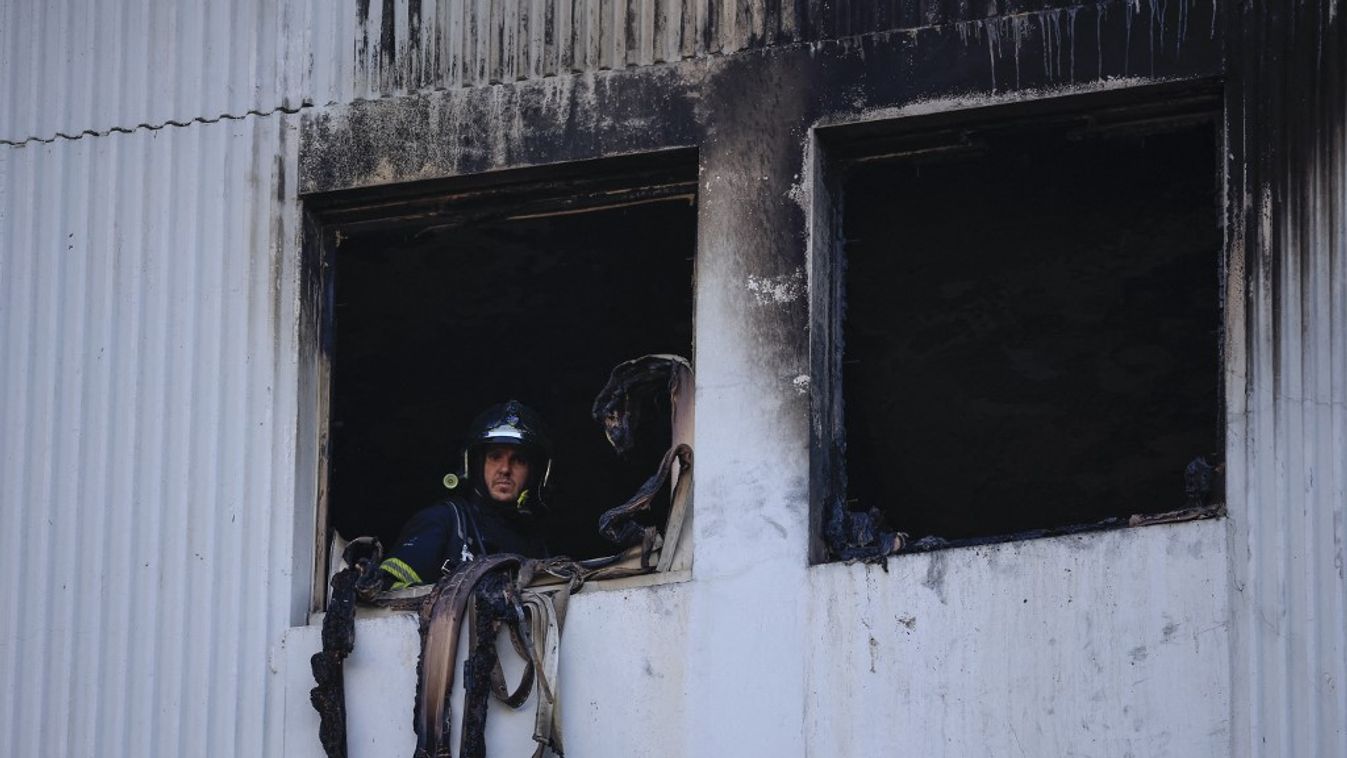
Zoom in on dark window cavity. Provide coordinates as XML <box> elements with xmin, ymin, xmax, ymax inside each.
<box><xmin>320</xmin><ymin>158</ymin><xmax>697</xmax><ymax>562</ymax></box>
<box><xmin>832</xmin><ymin>102</ymin><xmax>1222</xmax><ymax>553</ymax></box>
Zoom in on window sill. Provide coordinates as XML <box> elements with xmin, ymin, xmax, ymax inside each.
<box><xmin>814</xmin><ymin>503</ymin><xmax>1226</xmax><ymax>567</ymax></box>
<box><xmin>309</xmin><ymin>566</ymin><xmax>692</xmax><ymax>626</ymax></box>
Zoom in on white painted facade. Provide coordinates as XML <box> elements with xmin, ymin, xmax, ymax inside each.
<box><xmin>2</xmin><ymin>1</ymin><xmax>1343</xmax><ymax>756</ymax></box>
<box><xmin>279</xmin><ymin>521</ymin><xmax>1231</xmax><ymax>757</ymax></box>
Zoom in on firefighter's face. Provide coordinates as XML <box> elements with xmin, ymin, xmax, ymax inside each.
<box><xmin>482</xmin><ymin>444</ymin><xmax>531</xmax><ymax>504</ymax></box>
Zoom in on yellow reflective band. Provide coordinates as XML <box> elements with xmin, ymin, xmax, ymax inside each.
<box><xmin>379</xmin><ymin>557</ymin><xmax>422</xmax><ymax>587</ymax></box>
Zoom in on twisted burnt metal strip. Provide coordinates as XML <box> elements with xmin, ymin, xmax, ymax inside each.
<box><xmin>311</xmin><ymin>538</ymin><xmax>384</xmax><ymax>758</ymax></box>
<box><xmin>597</xmin><ymin>443</ymin><xmax>693</xmax><ymax>557</ymax></box>
<box><xmin>460</xmin><ymin>572</ymin><xmax>527</xmax><ymax>758</ymax></box>
<box><xmin>414</xmin><ymin>553</ymin><xmax>524</xmax><ymax>758</ymax></box>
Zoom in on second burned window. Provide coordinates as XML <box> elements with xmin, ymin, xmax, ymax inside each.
<box><xmin>832</xmin><ymin>98</ymin><xmax>1223</xmax><ymax>552</ymax></box>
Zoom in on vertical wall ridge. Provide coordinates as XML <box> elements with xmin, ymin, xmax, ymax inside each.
<box><xmin>79</xmin><ymin>132</ymin><xmax>118</xmax><ymax>758</ymax></box>
<box><xmin>104</xmin><ymin>128</ymin><xmax>145</xmax><ymax>758</ymax></box>
<box><xmin>266</xmin><ymin>114</ymin><xmax>304</xmax><ymax>758</ymax></box>
<box><xmin>23</xmin><ymin>135</ymin><xmax>64</xmax><ymax>758</ymax></box>
<box><xmin>1229</xmin><ymin>2</ymin><xmax>1347</xmax><ymax>755</ymax></box>
<box><xmin>152</xmin><ymin>119</ymin><xmax>182</xmax><ymax>758</ymax></box>
<box><xmin>55</xmin><ymin>127</ymin><xmax>95</xmax><ymax>758</ymax></box>
<box><xmin>173</xmin><ymin>119</ymin><xmax>212</xmax><ymax>758</ymax></box>
<box><xmin>204</xmin><ymin>121</ymin><xmax>240</xmax><ymax>757</ymax></box>
<box><xmin>0</xmin><ymin>122</ymin><xmax>35</xmax><ymax>758</ymax></box>
<box><xmin>0</xmin><ymin>133</ymin><xmax>22</xmax><ymax>758</ymax></box>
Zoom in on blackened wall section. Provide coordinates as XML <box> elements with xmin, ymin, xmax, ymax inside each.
<box><xmin>303</xmin><ymin>0</ymin><xmax>1223</xmax><ymax>563</ymax></box>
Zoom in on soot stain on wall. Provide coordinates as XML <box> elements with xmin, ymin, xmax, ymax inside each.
<box><xmin>302</xmin><ymin>0</ymin><xmax>1235</xmax><ymax>565</ymax></box>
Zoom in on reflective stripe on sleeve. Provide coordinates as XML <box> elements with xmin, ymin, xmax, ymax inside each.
<box><xmin>379</xmin><ymin>557</ymin><xmax>423</xmax><ymax>588</ymax></box>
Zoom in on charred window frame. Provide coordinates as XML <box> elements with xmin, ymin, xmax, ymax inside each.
<box><xmin>300</xmin><ymin>150</ymin><xmax>699</xmax><ymax>610</ymax></box>
<box><xmin>809</xmin><ymin>84</ymin><xmax>1227</xmax><ymax>564</ymax></box>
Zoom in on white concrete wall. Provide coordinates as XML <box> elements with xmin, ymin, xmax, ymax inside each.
<box><xmin>806</xmin><ymin>523</ymin><xmax>1230</xmax><ymax>757</ymax></box>
<box><xmin>282</xmin><ymin>580</ymin><xmax>697</xmax><ymax>757</ymax></box>
<box><xmin>280</xmin><ymin>522</ymin><xmax>1230</xmax><ymax>757</ymax></box>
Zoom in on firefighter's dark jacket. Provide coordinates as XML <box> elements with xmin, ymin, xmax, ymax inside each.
<box><xmin>378</xmin><ymin>491</ymin><xmax>548</xmax><ymax>588</ymax></box>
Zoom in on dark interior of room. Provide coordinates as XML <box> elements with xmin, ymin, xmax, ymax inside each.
<box><xmin>329</xmin><ymin>198</ymin><xmax>696</xmax><ymax>560</ymax></box>
<box><xmin>842</xmin><ymin>121</ymin><xmax>1221</xmax><ymax>545</ymax></box>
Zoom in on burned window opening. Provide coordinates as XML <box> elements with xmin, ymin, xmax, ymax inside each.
<box><xmin>825</xmin><ymin>100</ymin><xmax>1224</xmax><ymax>558</ymax></box>
<box><xmin>317</xmin><ymin>161</ymin><xmax>697</xmax><ymax>575</ymax></box>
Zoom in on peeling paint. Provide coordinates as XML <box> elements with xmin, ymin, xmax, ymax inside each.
<box><xmin>746</xmin><ymin>270</ymin><xmax>805</xmax><ymax>306</ymax></box>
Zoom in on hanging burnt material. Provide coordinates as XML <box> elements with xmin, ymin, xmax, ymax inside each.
<box><xmin>460</xmin><ymin>572</ymin><xmax>527</xmax><ymax>758</ymax></box>
<box><xmin>414</xmin><ymin>554</ymin><xmax>524</xmax><ymax>758</ymax></box>
<box><xmin>315</xmin><ymin>543</ymin><xmax>670</xmax><ymax>758</ymax></box>
<box><xmin>1127</xmin><ymin>454</ymin><xmax>1226</xmax><ymax>527</ymax></box>
<box><xmin>592</xmin><ymin>354</ymin><xmax>694</xmax><ymax>560</ymax></box>
<box><xmin>598</xmin><ymin>443</ymin><xmax>693</xmax><ymax>558</ymax></box>
<box><xmin>824</xmin><ymin>497</ymin><xmax>907</xmax><ymax>564</ymax></box>
<box><xmin>311</xmin><ymin>354</ymin><xmax>697</xmax><ymax>757</ymax></box>
<box><xmin>409</xmin><ymin>553</ymin><xmax>594</xmax><ymax>758</ymax></box>
<box><xmin>310</xmin><ymin>538</ymin><xmax>383</xmax><ymax>758</ymax></box>
<box><xmin>592</xmin><ymin>355</ymin><xmax>687</xmax><ymax>455</ymax></box>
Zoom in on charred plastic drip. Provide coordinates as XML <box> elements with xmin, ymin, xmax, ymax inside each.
<box><xmin>598</xmin><ymin>443</ymin><xmax>693</xmax><ymax>560</ymax></box>
<box><xmin>310</xmin><ymin>538</ymin><xmax>383</xmax><ymax>758</ymax></box>
<box><xmin>824</xmin><ymin>499</ymin><xmax>907</xmax><ymax>564</ymax></box>
<box><xmin>461</xmin><ymin>573</ymin><xmax>518</xmax><ymax>758</ymax></box>
<box><xmin>414</xmin><ymin>554</ymin><xmax>525</xmax><ymax>758</ymax></box>
<box><xmin>592</xmin><ymin>355</ymin><xmax>694</xmax><ymax>560</ymax></box>
<box><xmin>1126</xmin><ymin>454</ymin><xmax>1225</xmax><ymax>528</ymax></box>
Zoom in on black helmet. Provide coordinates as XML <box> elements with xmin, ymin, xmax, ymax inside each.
<box><xmin>461</xmin><ymin>400</ymin><xmax>553</xmax><ymax>511</ymax></box>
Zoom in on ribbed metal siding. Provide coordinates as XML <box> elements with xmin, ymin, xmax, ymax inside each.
<box><xmin>3</xmin><ymin>0</ymin><xmax>1157</xmax><ymax>144</ymax></box>
<box><xmin>0</xmin><ymin>1</ymin><xmax>301</xmax><ymax>143</ymax></box>
<box><xmin>0</xmin><ymin>114</ymin><xmax>302</xmax><ymax>758</ymax></box>
<box><xmin>1</xmin><ymin>0</ymin><xmax>782</xmax><ymax>143</ymax></box>
<box><xmin>289</xmin><ymin>0</ymin><xmax>1174</xmax><ymax>101</ymax></box>
<box><xmin>343</xmin><ymin>0</ymin><xmax>802</xmax><ymax>89</ymax></box>
<box><xmin>1227</xmin><ymin>3</ymin><xmax>1347</xmax><ymax>756</ymax></box>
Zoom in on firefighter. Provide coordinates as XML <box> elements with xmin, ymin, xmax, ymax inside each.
<box><xmin>374</xmin><ymin>400</ymin><xmax>552</xmax><ymax>590</ymax></box>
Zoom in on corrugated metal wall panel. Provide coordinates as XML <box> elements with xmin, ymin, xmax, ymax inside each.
<box><xmin>1227</xmin><ymin>3</ymin><xmax>1347</xmax><ymax>756</ymax></box>
<box><xmin>304</xmin><ymin>0</ymin><xmax>734</xmax><ymax>97</ymax></box>
<box><xmin>3</xmin><ymin>0</ymin><xmax>1171</xmax><ymax>145</ymax></box>
<box><xmin>0</xmin><ymin>114</ymin><xmax>302</xmax><ymax>758</ymax></box>
<box><xmin>0</xmin><ymin>0</ymin><xmax>303</xmax><ymax>145</ymax></box>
